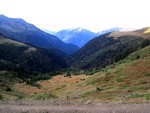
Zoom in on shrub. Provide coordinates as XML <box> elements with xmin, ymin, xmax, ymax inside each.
<box><xmin>106</xmin><ymin>72</ymin><xmax>111</xmax><ymax>75</ymax></box>
<box><xmin>84</xmin><ymin>69</ymin><xmax>97</xmax><ymax>75</ymax></box>
<box><xmin>65</xmin><ymin>70</ymin><xmax>71</xmax><ymax>77</ymax></box>
<box><xmin>0</xmin><ymin>94</ymin><xmax>3</xmax><ymax>100</ymax></box>
<box><xmin>6</xmin><ymin>87</ymin><xmax>11</xmax><ymax>92</ymax></box>
<box><xmin>96</xmin><ymin>86</ymin><xmax>101</xmax><ymax>92</ymax></box>
<box><xmin>35</xmin><ymin>92</ymin><xmax>58</xmax><ymax>100</ymax></box>
<box><xmin>144</xmin><ymin>73</ymin><xmax>150</xmax><ymax>76</ymax></box>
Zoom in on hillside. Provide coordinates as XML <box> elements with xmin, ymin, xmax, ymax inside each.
<box><xmin>0</xmin><ymin>34</ymin><xmax>69</xmax><ymax>75</ymax></box>
<box><xmin>47</xmin><ymin>45</ymin><xmax>150</xmax><ymax>102</ymax></box>
<box><xmin>1</xmin><ymin>45</ymin><xmax>149</xmax><ymax>102</ymax></box>
<box><xmin>144</xmin><ymin>28</ymin><xmax>150</xmax><ymax>33</ymax></box>
<box><xmin>56</xmin><ymin>28</ymin><xmax>97</xmax><ymax>47</ymax></box>
<box><xmin>0</xmin><ymin>15</ymin><xmax>79</xmax><ymax>54</ymax></box>
<box><xmin>68</xmin><ymin>28</ymin><xmax>150</xmax><ymax>70</ymax></box>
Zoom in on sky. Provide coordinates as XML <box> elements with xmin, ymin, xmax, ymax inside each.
<box><xmin>0</xmin><ymin>0</ymin><xmax>150</xmax><ymax>32</ymax></box>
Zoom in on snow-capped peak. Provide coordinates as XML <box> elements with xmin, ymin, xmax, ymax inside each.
<box><xmin>76</xmin><ymin>27</ymin><xmax>83</xmax><ymax>32</ymax></box>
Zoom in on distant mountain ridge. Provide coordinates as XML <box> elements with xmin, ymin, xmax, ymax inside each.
<box><xmin>0</xmin><ymin>15</ymin><xmax>79</xmax><ymax>54</ymax></box>
<box><xmin>55</xmin><ymin>27</ymin><xmax>97</xmax><ymax>47</ymax></box>
<box><xmin>97</xmin><ymin>27</ymin><xmax>121</xmax><ymax>35</ymax></box>
<box><xmin>46</xmin><ymin>27</ymin><xmax>122</xmax><ymax>47</ymax></box>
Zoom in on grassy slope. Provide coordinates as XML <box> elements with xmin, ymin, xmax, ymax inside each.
<box><xmin>0</xmin><ymin>71</ymin><xmax>24</xmax><ymax>100</ymax></box>
<box><xmin>144</xmin><ymin>28</ymin><xmax>150</xmax><ymax>33</ymax></box>
<box><xmin>1</xmin><ymin>45</ymin><xmax>150</xmax><ymax>102</ymax></box>
<box><xmin>40</xmin><ymin>45</ymin><xmax>150</xmax><ymax>102</ymax></box>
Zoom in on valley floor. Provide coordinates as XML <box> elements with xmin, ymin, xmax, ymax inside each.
<box><xmin>0</xmin><ymin>101</ymin><xmax>150</xmax><ymax>113</ymax></box>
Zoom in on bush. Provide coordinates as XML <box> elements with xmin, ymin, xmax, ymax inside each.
<box><xmin>0</xmin><ymin>94</ymin><xmax>3</xmax><ymax>100</ymax></box>
<box><xmin>65</xmin><ymin>70</ymin><xmax>71</xmax><ymax>77</ymax></box>
<box><xmin>96</xmin><ymin>86</ymin><xmax>101</xmax><ymax>92</ymax></box>
<box><xmin>34</xmin><ymin>92</ymin><xmax>58</xmax><ymax>100</ymax></box>
<box><xmin>6</xmin><ymin>87</ymin><xmax>11</xmax><ymax>92</ymax></box>
<box><xmin>144</xmin><ymin>73</ymin><xmax>150</xmax><ymax>76</ymax></box>
<box><xmin>84</xmin><ymin>69</ymin><xmax>97</xmax><ymax>75</ymax></box>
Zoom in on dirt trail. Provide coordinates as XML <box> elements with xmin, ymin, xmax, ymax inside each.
<box><xmin>0</xmin><ymin>101</ymin><xmax>150</xmax><ymax>113</ymax></box>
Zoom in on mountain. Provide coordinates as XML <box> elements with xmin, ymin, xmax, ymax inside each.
<box><xmin>97</xmin><ymin>27</ymin><xmax>121</xmax><ymax>35</ymax></box>
<box><xmin>56</xmin><ymin>27</ymin><xmax>97</xmax><ymax>47</ymax></box>
<box><xmin>42</xmin><ymin>29</ymin><xmax>56</xmax><ymax>35</ymax></box>
<box><xmin>68</xmin><ymin>28</ymin><xmax>150</xmax><ymax>70</ymax></box>
<box><xmin>0</xmin><ymin>15</ymin><xmax>79</xmax><ymax>54</ymax></box>
<box><xmin>0</xmin><ymin>33</ymin><xmax>69</xmax><ymax>74</ymax></box>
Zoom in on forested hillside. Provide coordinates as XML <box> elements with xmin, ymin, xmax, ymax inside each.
<box><xmin>68</xmin><ymin>28</ymin><xmax>150</xmax><ymax>70</ymax></box>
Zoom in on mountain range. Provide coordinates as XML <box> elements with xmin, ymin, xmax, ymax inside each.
<box><xmin>44</xmin><ymin>27</ymin><xmax>121</xmax><ymax>47</ymax></box>
<box><xmin>0</xmin><ymin>15</ymin><xmax>79</xmax><ymax>55</ymax></box>
<box><xmin>0</xmin><ymin>14</ymin><xmax>150</xmax><ymax>75</ymax></box>
<box><xmin>55</xmin><ymin>28</ymin><xmax>97</xmax><ymax>47</ymax></box>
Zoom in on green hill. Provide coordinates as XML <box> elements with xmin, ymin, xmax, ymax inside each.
<box><xmin>68</xmin><ymin>28</ymin><xmax>150</xmax><ymax>70</ymax></box>
<box><xmin>0</xmin><ymin>34</ymin><xmax>69</xmax><ymax>75</ymax></box>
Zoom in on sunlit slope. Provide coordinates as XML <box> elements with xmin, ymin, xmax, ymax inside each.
<box><xmin>51</xmin><ymin>45</ymin><xmax>150</xmax><ymax>102</ymax></box>
<box><xmin>144</xmin><ymin>28</ymin><xmax>150</xmax><ymax>33</ymax></box>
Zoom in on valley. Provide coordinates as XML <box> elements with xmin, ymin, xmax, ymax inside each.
<box><xmin>0</xmin><ymin>14</ymin><xmax>150</xmax><ymax>112</ymax></box>
<box><xmin>0</xmin><ymin>45</ymin><xmax>150</xmax><ymax>112</ymax></box>
<box><xmin>0</xmin><ymin>45</ymin><xmax>150</xmax><ymax>102</ymax></box>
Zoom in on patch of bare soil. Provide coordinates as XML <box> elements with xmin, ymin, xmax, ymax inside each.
<box><xmin>0</xmin><ymin>101</ymin><xmax>150</xmax><ymax>113</ymax></box>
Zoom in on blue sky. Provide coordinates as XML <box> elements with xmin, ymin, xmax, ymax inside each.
<box><xmin>0</xmin><ymin>0</ymin><xmax>150</xmax><ymax>32</ymax></box>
